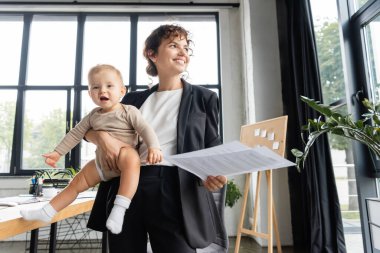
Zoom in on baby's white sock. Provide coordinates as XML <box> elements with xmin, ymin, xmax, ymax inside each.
<box><xmin>20</xmin><ymin>203</ymin><xmax>57</xmax><ymax>223</ymax></box>
<box><xmin>106</xmin><ymin>195</ymin><xmax>131</xmax><ymax>234</ymax></box>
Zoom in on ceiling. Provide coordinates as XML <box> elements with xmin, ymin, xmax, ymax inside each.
<box><xmin>0</xmin><ymin>0</ymin><xmax>240</xmax><ymax>11</ymax></box>
<box><xmin>0</xmin><ymin>0</ymin><xmax>239</xmax><ymax>3</ymax></box>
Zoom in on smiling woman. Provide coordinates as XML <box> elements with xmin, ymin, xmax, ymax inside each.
<box><xmin>85</xmin><ymin>23</ymin><xmax>227</xmax><ymax>253</ymax></box>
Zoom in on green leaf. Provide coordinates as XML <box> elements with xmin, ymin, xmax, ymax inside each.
<box><xmin>331</xmin><ymin>112</ymin><xmax>343</xmax><ymax>122</ymax></box>
<box><xmin>362</xmin><ymin>98</ymin><xmax>372</xmax><ymax>110</ymax></box>
<box><xmin>331</xmin><ymin>128</ymin><xmax>344</xmax><ymax>135</ymax></box>
<box><xmin>291</xmin><ymin>148</ymin><xmax>304</xmax><ymax>158</ymax></box>
<box><xmin>374</xmin><ymin>132</ymin><xmax>380</xmax><ymax>143</ymax></box>
<box><xmin>373</xmin><ymin>115</ymin><xmax>380</xmax><ymax>126</ymax></box>
<box><xmin>364</xmin><ymin>125</ymin><xmax>373</xmax><ymax>136</ymax></box>
<box><xmin>355</xmin><ymin>120</ymin><xmax>364</xmax><ymax>129</ymax></box>
<box><xmin>346</xmin><ymin>117</ymin><xmax>356</xmax><ymax>128</ymax></box>
<box><xmin>321</xmin><ymin>123</ymin><xmax>330</xmax><ymax>129</ymax></box>
<box><xmin>53</xmin><ymin>167</ymin><xmax>79</xmax><ymax>178</ymax></box>
<box><xmin>301</xmin><ymin>96</ymin><xmax>333</xmax><ymax>117</ymax></box>
<box><xmin>339</xmin><ymin>116</ymin><xmax>349</xmax><ymax>124</ymax></box>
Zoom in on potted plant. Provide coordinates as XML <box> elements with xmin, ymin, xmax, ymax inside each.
<box><xmin>291</xmin><ymin>96</ymin><xmax>380</xmax><ymax>170</ymax></box>
<box><xmin>30</xmin><ymin>167</ymin><xmax>79</xmax><ymax>194</ymax></box>
<box><xmin>225</xmin><ymin>179</ymin><xmax>242</xmax><ymax>208</ymax></box>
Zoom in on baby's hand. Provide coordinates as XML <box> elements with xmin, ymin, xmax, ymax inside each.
<box><xmin>42</xmin><ymin>151</ymin><xmax>61</xmax><ymax>168</ymax></box>
<box><xmin>147</xmin><ymin>148</ymin><xmax>163</xmax><ymax>164</ymax></box>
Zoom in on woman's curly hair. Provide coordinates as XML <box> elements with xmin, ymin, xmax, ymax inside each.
<box><xmin>143</xmin><ymin>24</ymin><xmax>193</xmax><ymax>77</ymax></box>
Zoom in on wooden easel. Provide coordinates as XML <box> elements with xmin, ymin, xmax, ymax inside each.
<box><xmin>234</xmin><ymin>116</ymin><xmax>288</xmax><ymax>253</ymax></box>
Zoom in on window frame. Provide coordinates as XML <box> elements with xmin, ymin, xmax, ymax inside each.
<box><xmin>337</xmin><ymin>0</ymin><xmax>380</xmax><ymax>251</ymax></box>
<box><xmin>0</xmin><ymin>11</ymin><xmax>222</xmax><ymax>176</ymax></box>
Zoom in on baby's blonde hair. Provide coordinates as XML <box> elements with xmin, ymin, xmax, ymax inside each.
<box><xmin>88</xmin><ymin>64</ymin><xmax>124</xmax><ymax>86</ymax></box>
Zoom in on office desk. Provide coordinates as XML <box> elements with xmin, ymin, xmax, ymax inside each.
<box><xmin>0</xmin><ymin>197</ymin><xmax>95</xmax><ymax>252</ymax></box>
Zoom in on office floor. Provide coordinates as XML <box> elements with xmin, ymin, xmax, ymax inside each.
<box><xmin>0</xmin><ymin>237</ymin><xmax>299</xmax><ymax>253</ymax></box>
<box><xmin>228</xmin><ymin>237</ymin><xmax>298</xmax><ymax>253</ymax></box>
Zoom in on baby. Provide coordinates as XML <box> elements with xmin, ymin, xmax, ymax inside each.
<box><xmin>21</xmin><ymin>64</ymin><xmax>162</xmax><ymax>234</ymax></box>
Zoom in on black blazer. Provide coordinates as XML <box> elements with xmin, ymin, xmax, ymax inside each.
<box><xmin>87</xmin><ymin>80</ymin><xmax>228</xmax><ymax>249</ymax></box>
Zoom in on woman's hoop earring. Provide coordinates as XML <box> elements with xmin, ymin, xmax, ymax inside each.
<box><xmin>181</xmin><ymin>71</ymin><xmax>189</xmax><ymax>80</ymax></box>
<box><xmin>148</xmin><ymin>76</ymin><xmax>154</xmax><ymax>87</ymax></box>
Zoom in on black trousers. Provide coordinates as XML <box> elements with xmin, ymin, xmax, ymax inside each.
<box><xmin>108</xmin><ymin>165</ymin><xmax>196</xmax><ymax>253</ymax></box>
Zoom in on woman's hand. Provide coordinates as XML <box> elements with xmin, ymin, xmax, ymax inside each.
<box><xmin>203</xmin><ymin>175</ymin><xmax>227</xmax><ymax>192</ymax></box>
<box><xmin>85</xmin><ymin>130</ymin><xmax>127</xmax><ymax>172</ymax></box>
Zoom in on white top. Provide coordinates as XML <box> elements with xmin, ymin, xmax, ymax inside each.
<box><xmin>139</xmin><ymin>88</ymin><xmax>183</xmax><ymax>166</ymax></box>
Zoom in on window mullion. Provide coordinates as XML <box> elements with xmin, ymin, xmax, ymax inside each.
<box><xmin>215</xmin><ymin>13</ymin><xmax>223</xmax><ymax>142</ymax></box>
<box><xmin>129</xmin><ymin>14</ymin><xmax>138</xmax><ymax>91</ymax></box>
<box><xmin>12</xmin><ymin>13</ymin><xmax>32</xmax><ymax>175</ymax></box>
<box><xmin>70</xmin><ymin>13</ymin><xmax>85</xmax><ymax>170</ymax></box>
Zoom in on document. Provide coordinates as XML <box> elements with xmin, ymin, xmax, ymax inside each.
<box><xmin>0</xmin><ymin>190</ymin><xmax>96</xmax><ymax>207</ymax></box>
<box><xmin>0</xmin><ymin>195</ymin><xmax>46</xmax><ymax>207</ymax></box>
<box><xmin>165</xmin><ymin>141</ymin><xmax>295</xmax><ymax>180</ymax></box>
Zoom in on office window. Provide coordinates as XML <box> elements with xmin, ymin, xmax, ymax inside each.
<box><xmin>22</xmin><ymin>90</ymin><xmax>67</xmax><ymax>170</ymax></box>
<box><xmin>0</xmin><ymin>91</ymin><xmax>17</xmax><ymax>173</ymax></box>
<box><xmin>363</xmin><ymin>15</ymin><xmax>380</xmax><ymax>104</ymax></box>
<box><xmin>0</xmin><ymin>15</ymin><xmax>23</xmax><ymax>85</ymax></box>
<box><xmin>82</xmin><ymin>16</ymin><xmax>131</xmax><ymax>86</ymax></box>
<box><xmin>136</xmin><ymin>16</ymin><xmax>219</xmax><ymax>86</ymax></box>
<box><xmin>310</xmin><ymin>0</ymin><xmax>363</xmax><ymax>252</ymax></box>
<box><xmin>363</xmin><ymin>14</ymin><xmax>380</xmax><ymax>194</ymax></box>
<box><xmin>0</xmin><ymin>12</ymin><xmax>220</xmax><ymax>176</ymax></box>
<box><xmin>353</xmin><ymin>0</ymin><xmax>371</xmax><ymax>12</ymax></box>
<box><xmin>80</xmin><ymin>90</ymin><xmax>97</xmax><ymax>168</ymax></box>
<box><xmin>27</xmin><ymin>16</ymin><xmax>77</xmax><ymax>86</ymax></box>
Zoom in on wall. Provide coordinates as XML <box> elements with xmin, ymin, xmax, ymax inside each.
<box><xmin>200</xmin><ymin>0</ymin><xmax>293</xmax><ymax>246</ymax></box>
<box><xmin>218</xmin><ymin>6</ymin><xmax>246</xmax><ymax>237</ymax></box>
<box><xmin>0</xmin><ymin>177</ymin><xmax>30</xmax><ymax>198</ymax></box>
<box><xmin>246</xmin><ymin>0</ymin><xmax>293</xmax><ymax>246</ymax></box>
